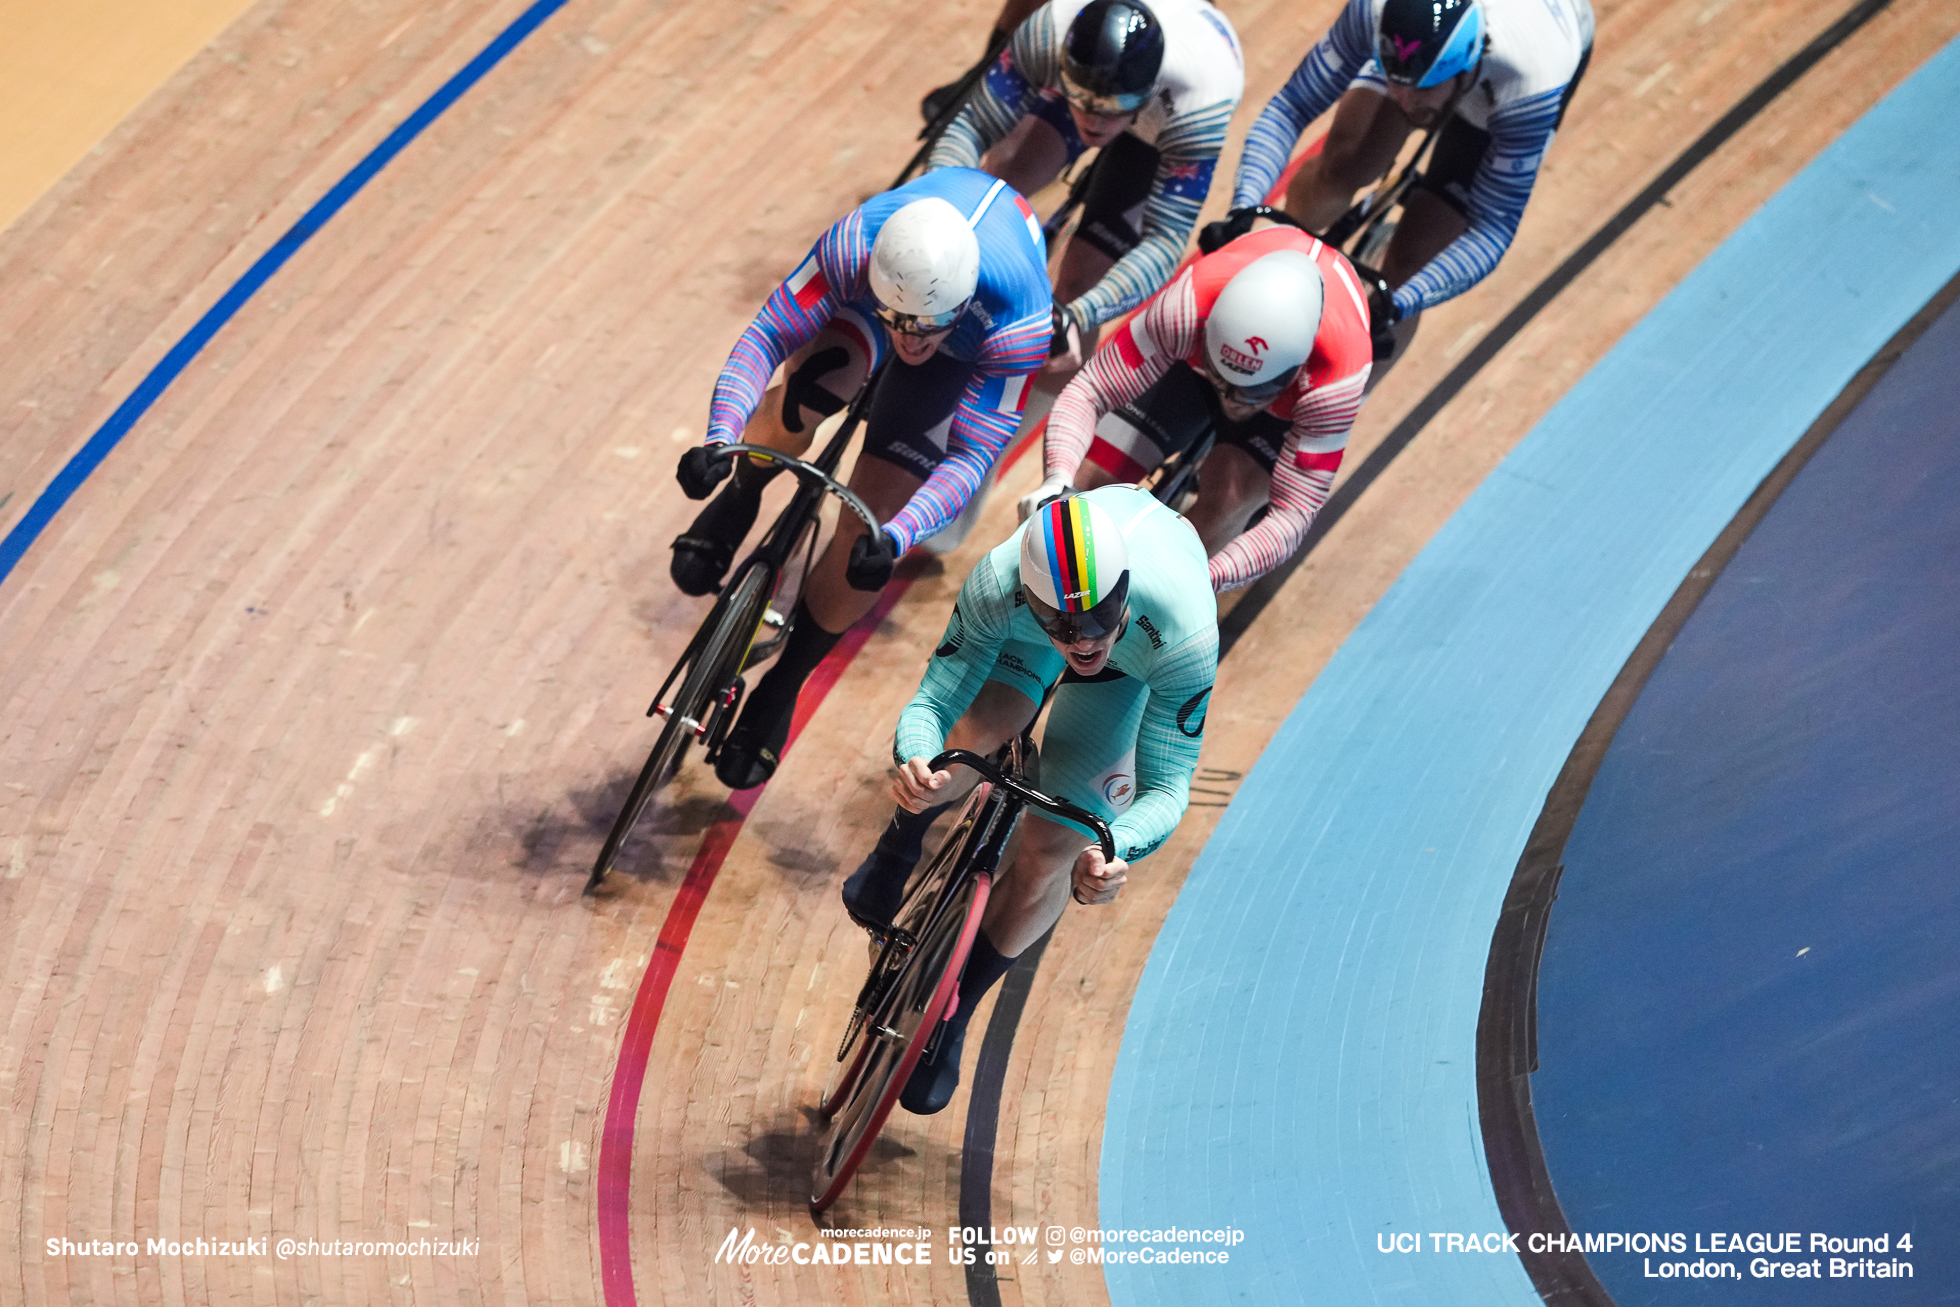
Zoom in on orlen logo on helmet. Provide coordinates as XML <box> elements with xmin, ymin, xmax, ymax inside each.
<box><xmin>1217</xmin><ymin>334</ymin><xmax>1267</xmax><ymax>377</ymax></box>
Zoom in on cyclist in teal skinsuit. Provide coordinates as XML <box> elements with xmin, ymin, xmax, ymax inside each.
<box><xmin>845</xmin><ymin>484</ymin><xmax>1218</xmax><ymax>1113</ymax></box>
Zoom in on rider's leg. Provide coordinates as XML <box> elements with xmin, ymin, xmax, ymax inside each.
<box><xmin>1182</xmin><ymin>442</ymin><xmax>1273</xmax><ymax>559</ymax></box>
<box><xmin>843</xmin><ymin>679</ymin><xmax>1042</xmax><ymax>924</ymax></box>
<box><xmin>714</xmin><ymin>349</ymin><xmax>971</xmax><ymax>788</ymax></box>
<box><xmin>672</xmin><ymin>324</ymin><xmax>872</xmax><ymax>594</ymax></box>
<box><xmin>1281</xmin><ymin>87</ymin><xmax>1411</xmax><ymax>231</ymax></box>
<box><xmin>1076</xmin><ymin>361</ymin><xmax>1219</xmax><ymax>493</ymax></box>
<box><xmin>901</xmin><ymin>671</ymin><xmax>1144</xmax><ymax>1113</ymax></box>
<box><xmin>711</xmin><ymin>454</ymin><xmax>921</xmax><ymax>789</ymax></box>
<box><xmin>1041</xmin><ymin>236</ymin><xmax>1113</xmax><ymax>385</ymax></box>
<box><xmin>1039</xmin><ymin>131</ymin><xmax>1154</xmax><ymax>389</ymax></box>
<box><xmin>980</xmin><ymin>112</ymin><xmax>1071</xmax><ymax>203</ymax></box>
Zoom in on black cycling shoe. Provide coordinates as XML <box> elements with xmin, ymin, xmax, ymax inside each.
<box><xmin>669</xmin><ymin>533</ymin><xmax>734</xmax><ymax>597</ymax></box>
<box><xmin>920</xmin><ymin>80</ymin><xmax>959</xmax><ymax>124</ymax></box>
<box><xmin>842</xmin><ymin>846</ymin><xmax>916</xmax><ymax>928</ymax></box>
<box><xmin>712</xmin><ymin>697</ymin><xmax>794</xmax><ymax>790</ymax></box>
<box><xmin>670</xmin><ymin>475</ymin><xmax>769</xmax><ymax>596</ymax></box>
<box><xmin>900</xmin><ymin>1019</ymin><xmax>966</xmax><ymax>1115</ymax></box>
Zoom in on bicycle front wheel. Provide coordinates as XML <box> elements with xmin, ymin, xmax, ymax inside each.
<box><xmin>587</xmin><ymin>564</ymin><xmax>773</xmax><ymax>889</ymax></box>
<box><xmin>810</xmin><ymin>867</ymin><xmax>990</xmax><ymax>1212</ymax></box>
<box><xmin>819</xmin><ymin>785</ymin><xmax>991</xmax><ymax>1115</ymax></box>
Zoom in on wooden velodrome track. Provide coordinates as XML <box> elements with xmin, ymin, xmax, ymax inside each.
<box><xmin>3</xmin><ymin>0</ymin><xmax>1955</xmax><ymax>1303</ymax></box>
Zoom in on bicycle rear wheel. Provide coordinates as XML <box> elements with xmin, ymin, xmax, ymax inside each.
<box><xmin>586</xmin><ymin>564</ymin><xmax>773</xmax><ymax>889</ymax></box>
<box><xmin>810</xmin><ymin>866</ymin><xmax>991</xmax><ymax>1211</ymax></box>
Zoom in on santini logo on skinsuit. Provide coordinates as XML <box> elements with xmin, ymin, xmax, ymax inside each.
<box><xmin>1217</xmin><ymin>336</ymin><xmax>1267</xmax><ymax>376</ymax></box>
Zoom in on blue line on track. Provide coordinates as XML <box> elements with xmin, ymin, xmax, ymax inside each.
<box><xmin>1101</xmin><ymin>35</ymin><xmax>1960</xmax><ymax>1307</ymax></box>
<box><xmin>0</xmin><ymin>0</ymin><xmax>568</xmax><ymax>590</ymax></box>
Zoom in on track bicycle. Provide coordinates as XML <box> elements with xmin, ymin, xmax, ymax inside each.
<box><xmin>890</xmin><ymin>31</ymin><xmax>1011</xmax><ymax>189</ymax></box>
<box><xmin>584</xmin><ymin>369</ymin><xmax>887</xmax><ymax>892</ymax></box>
<box><xmin>809</xmin><ymin>742</ymin><xmax>1115</xmax><ymax>1212</ymax></box>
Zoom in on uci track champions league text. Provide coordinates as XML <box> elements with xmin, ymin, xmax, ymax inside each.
<box><xmin>1379</xmin><ymin>1228</ymin><xmax>1917</xmax><ymax>1284</ymax></box>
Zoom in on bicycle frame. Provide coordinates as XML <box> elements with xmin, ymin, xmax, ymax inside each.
<box><xmin>585</xmin><ymin>365</ymin><xmax>888</xmax><ymax>892</ymax></box>
<box><xmin>811</xmin><ymin>741</ymin><xmax>1114</xmax><ymax>1210</ymax></box>
<box><xmin>642</xmin><ymin>364</ymin><xmax>889</xmax><ymax>736</ymax></box>
<box><xmin>891</xmin><ymin>29</ymin><xmax>1011</xmax><ymax>190</ymax></box>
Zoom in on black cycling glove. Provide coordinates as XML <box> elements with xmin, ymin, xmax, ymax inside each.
<box><xmin>1365</xmin><ymin>278</ymin><xmax>1403</xmax><ymax>362</ymax></box>
<box><xmin>677</xmin><ymin>444</ymin><xmax>734</xmax><ymax>500</ymax></box>
<box><xmin>1047</xmin><ymin>303</ymin><xmax>1077</xmax><ymax>359</ymax></box>
<box><xmin>845</xmin><ymin>529</ymin><xmax>897</xmax><ymax>592</ymax></box>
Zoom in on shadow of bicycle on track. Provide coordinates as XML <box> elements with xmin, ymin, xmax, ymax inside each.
<box><xmin>707</xmin><ymin>1108</ymin><xmax>946</xmax><ymax>1228</ymax></box>
<box><xmin>505</xmin><ymin>766</ymin><xmax>731</xmax><ymax>884</ymax></box>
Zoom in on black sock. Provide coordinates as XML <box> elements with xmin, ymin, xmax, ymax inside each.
<box><xmin>745</xmin><ymin>596</ymin><xmax>845</xmax><ymax>726</ymax></box>
<box><xmin>689</xmin><ymin>456</ymin><xmax>780</xmax><ymax>544</ymax></box>
<box><xmin>877</xmin><ymin>800</ymin><xmax>952</xmax><ymax>866</ymax></box>
<box><xmin>947</xmin><ymin>931</ymin><xmax>1017</xmax><ymax>1042</ymax></box>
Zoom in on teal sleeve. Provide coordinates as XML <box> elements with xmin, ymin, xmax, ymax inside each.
<box><xmin>893</xmin><ymin>552</ymin><xmax>1018</xmax><ymax>761</ymax></box>
<box><xmin>1112</xmin><ymin>628</ymin><xmax>1217</xmax><ymax>861</ymax></box>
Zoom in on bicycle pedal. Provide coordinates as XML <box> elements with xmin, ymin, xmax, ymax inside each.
<box><xmin>702</xmin><ymin>677</ymin><xmax>745</xmax><ymax>761</ymax></box>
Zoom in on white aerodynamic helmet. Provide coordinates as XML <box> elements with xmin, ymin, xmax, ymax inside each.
<box><xmin>867</xmin><ymin>197</ymin><xmax>981</xmax><ymax>333</ymax></box>
<box><xmin>1202</xmin><ymin>249</ymin><xmax>1325</xmax><ymax>398</ymax></box>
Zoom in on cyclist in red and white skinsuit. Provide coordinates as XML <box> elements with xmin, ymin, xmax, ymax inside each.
<box><xmin>1026</xmin><ymin>223</ymin><xmax>1371</xmax><ymax>590</ymax></box>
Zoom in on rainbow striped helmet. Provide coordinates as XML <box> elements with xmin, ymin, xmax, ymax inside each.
<box><xmin>1020</xmin><ymin>494</ymin><xmax>1131</xmax><ymax>643</ymax></box>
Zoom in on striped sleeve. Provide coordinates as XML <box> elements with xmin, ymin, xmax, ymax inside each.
<box><xmin>881</xmin><ymin>363</ymin><xmax>1038</xmax><ymax>555</ymax></box>
<box><xmin>1393</xmin><ymin>84</ymin><xmax>1565</xmax><ymax>315</ymax></box>
<box><xmin>705</xmin><ymin>211</ymin><xmax>866</xmax><ymax>444</ymax></box>
<box><xmin>1206</xmin><ymin>366</ymin><xmax>1364</xmax><ymax>591</ymax></box>
<box><xmin>1045</xmin><ymin>274</ymin><xmax>1199</xmax><ymax>480</ymax></box>
<box><xmin>928</xmin><ymin>9</ymin><xmax>1061</xmax><ymax>171</ymax></box>
<box><xmin>1232</xmin><ymin>0</ymin><xmax>1375</xmax><ymax>208</ymax></box>
<box><xmin>1068</xmin><ymin>101</ymin><xmax>1234</xmax><ymax>327</ymax></box>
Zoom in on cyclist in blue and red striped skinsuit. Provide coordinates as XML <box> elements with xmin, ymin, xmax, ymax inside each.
<box><xmin>672</xmin><ymin>167</ymin><xmax>1053</xmax><ymax>791</ymax></box>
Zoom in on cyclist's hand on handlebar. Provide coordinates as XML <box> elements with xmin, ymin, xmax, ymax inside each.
<box><xmin>892</xmin><ymin>756</ymin><xmax>954</xmax><ymax>812</ymax></box>
<box><xmin>845</xmin><ymin>529</ymin><xmax>897</xmax><ymax>592</ymax></box>
<box><xmin>1070</xmin><ymin>845</ymin><xmax>1128</xmax><ymax>906</ymax></box>
<box><xmin>677</xmin><ymin>445</ymin><xmax>734</xmax><ymax>499</ymax></box>
<box><xmin>1016</xmin><ymin>473</ymin><xmax>1073</xmax><ymax>523</ymax></box>
<box><xmin>1197</xmin><ymin>208</ymin><xmax>1252</xmax><ymax>255</ymax></box>
<box><xmin>1043</xmin><ymin>304</ymin><xmax>1083</xmax><ymax>372</ymax></box>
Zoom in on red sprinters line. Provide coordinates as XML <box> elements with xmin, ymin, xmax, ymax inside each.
<box><xmin>595</xmin><ymin>568</ymin><xmax>918</xmax><ymax>1305</ymax></box>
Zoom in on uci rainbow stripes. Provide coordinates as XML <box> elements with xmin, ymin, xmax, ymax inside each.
<box><xmin>1046</xmin><ymin>498</ymin><xmax>1102</xmax><ymax>611</ymax></box>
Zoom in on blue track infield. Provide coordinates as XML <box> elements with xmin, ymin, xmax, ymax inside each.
<box><xmin>1532</xmin><ymin>266</ymin><xmax>1960</xmax><ymax>1305</ymax></box>
<box><xmin>1101</xmin><ymin>35</ymin><xmax>1960</xmax><ymax>1307</ymax></box>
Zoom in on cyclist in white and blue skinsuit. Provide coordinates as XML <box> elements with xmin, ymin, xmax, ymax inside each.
<box><xmin>934</xmin><ymin>0</ymin><xmax>1244</xmax><ymax>368</ymax></box>
<box><xmin>1230</xmin><ymin>0</ymin><xmax>1592</xmax><ymax>373</ymax></box>
<box><xmin>843</xmin><ymin>486</ymin><xmax>1217</xmax><ymax>1115</ymax></box>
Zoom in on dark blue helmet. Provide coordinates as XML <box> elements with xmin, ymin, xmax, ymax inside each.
<box><xmin>1377</xmin><ymin>0</ymin><xmax>1484</xmax><ymax>89</ymax></box>
<box><xmin>1061</xmin><ymin>0</ymin><xmax>1165</xmax><ymax>115</ymax></box>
